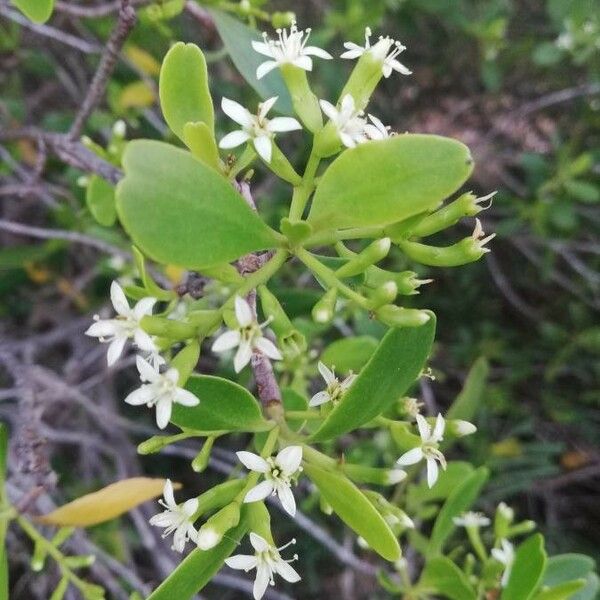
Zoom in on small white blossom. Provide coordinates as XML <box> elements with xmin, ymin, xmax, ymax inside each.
<box><xmin>396</xmin><ymin>414</ymin><xmax>447</xmax><ymax>488</ymax></box>
<box><xmin>364</xmin><ymin>114</ymin><xmax>392</xmax><ymax>140</ymax></box>
<box><xmin>252</xmin><ymin>21</ymin><xmax>332</xmax><ymax>79</ymax></box>
<box><xmin>455</xmin><ymin>420</ymin><xmax>477</xmax><ymax>436</ymax></box>
<box><xmin>219</xmin><ymin>96</ymin><xmax>302</xmax><ymax>163</ymax></box>
<box><xmin>491</xmin><ymin>539</ymin><xmax>515</xmax><ymax>587</ymax></box>
<box><xmin>453</xmin><ymin>511</ymin><xmax>491</xmax><ymax>528</ymax></box>
<box><xmin>309</xmin><ymin>361</ymin><xmax>356</xmax><ymax>407</ymax></box>
<box><xmin>149</xmin><ymin>479</ymin><xmax>198</xmax><ymax>553</ymax></box>
<box><xmin>341</xmin><ymin>27</ymin><xmax>411</xmax><ymax>78</ymax></box>
<box><xmin>225</xmin><ymin>533</ymin><xmax>300</xmax><ymax>600</ymax></box>
<box><xmin>85</xmin><ymin>281</ymin><xmax>157</xmax><ymax>366</ymax></box>
<box><xmin>319</xmin><ymin>94</ymin><xmax>368</xmax><ymax>148</ymax></box>
<box><xmin>211</xmin><ymin>296</ymin><xmax>282</xmax><ymax>373</ymax></box>
<box><xmin>472</xmin><ymin>218</ymin><xmax>496</xmax><ymax>253</ymax></box>
<box><xmin>237</xmin><ymin>446</ymin><xmax>302</xmax><ymax>516</ymax></box>
<box><xmin>124</xmin><ymin>356</ymin><xmax>200</xmax><ymax>429</ymax></box>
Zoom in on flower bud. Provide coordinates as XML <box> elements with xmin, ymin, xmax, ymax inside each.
<box><xmin>335</xmin><ymin>238</ymin><xmax>391</xmax><ymax>278</ymax></box>
<box><xmin>265</xmin><ymin>142</ymin><xmax>302</xmax><ymax>185</ymax></box>
<box><xmin>140</xmin><ymin>315</ymin><xmax>198</xmax><ymax>340</ymax></box>
<box><xmin>258</xmin><ymin>285</ymin><xmax>294</xmax><ymax>338</ymax></box>
<box><xmin>410</xmin><ymin>192</ymin><xmax>496</xmax><ymax>238</ymax></box>
<box><xmin>375</xmin><ymin>305</ymin><xmax>431</xmax><ymax>328</ymax></box>
<box><xmin>312</xmin><ymin>287</ymin><xmax>338</xmax><ymax>323</ymax></box>
<box><xmin>508</xmin><ymin>520</ymin><xmax>536</xmax><ymax>536</ymax></box>
<box><xmin>453</xmin><ymin>420</ymin><xmax>477</xmax><ymax>437</ymax></box>
<box><xmin>192</xmin><ymin>436</ymin><xmax>214</xmax><ymax>473</ymax></box>
<box><xmin>197</xmin><ymin>502</ymin><xmax>240</xmax><ymax>550</ymax></box>
<box><xmin>271</xmin><ymin>11</ymin><xmax>295</xmax><ymax>28</ymax></box>
<box><xmin>171</xmin><ymin>340</ymin><xmax>200</xmax><ymax>385</ymax></box>
<box><xmin>396</xmin><ymin>219</ymin><xmax>495</xmax><ymax>267</ymax></box>
<box><xmin>280</xmin><ymin>64</ymin><xmax>323</xmax><ymax>133</ymax></box>
<box><xmin>494</xmin><ymin>502</ymin><xmax>514</xmax><ymax>539</ymax></box>
<box><xmin>112</xmin><ymin>120</ymin><xmax>126</xmax><ymax>139</ymax></box>
<box><xmin>367</xmin><ymin>281</ymin><xmax>398</xmax><ymax>309</ymax></box>
<box><xmin>365</xmin><ymin>267</ymin><xmax>432</xmax><ymax>296</ymax></box>
<box><xmin>186</xmin><ymin>310</ymin><xmax>221</xmax><ymax>336</ymax></box>
<box><xmin>137</xmin><ymin>435</ymin><xmax>174</xmax><ymax>455</ymax></box>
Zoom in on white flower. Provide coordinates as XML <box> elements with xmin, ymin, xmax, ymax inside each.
<box><xmin>252</xmin><ymin>21</ymin><xmax>332</xmax><ymax>79</ymax></box>
<box><xmin>85</xmin><ymin>281</ymin><xmax>157</xmax><ymax>366</ymax></box>
<box><xmin>225</xmin><ymin>532</ymin><xmax>300</xmax><ymax>600</ymax></box>
<box><xmin>219</xmin><ymin>96</ymin><xmax>302</xmax><ymax>163</ymax></box>
<box><xmin>341</xmin><ymin>27</ymin><xmax>411</xmax><ymax>78</ymax></box>
<box><xmin>491</xmin><ymin>539</ymin><xmax>515</xmax><ymax>587</ymax></box>
<box><xmin>453</xmin><ymin>511</ymin><xmax>491</xmax><ymax>528</ymax></box>
<box><xmin>472</xmin><ymin>218</ymin><xmax>496</xmax><ymax>253</ymax></box>
<box><xmin>455</xmin><ymin>420</ymin><xmax>477</xmax><ymax>436</ymax></box>
<box><xmin>319</xmin><ymin>94</ymin><xmax>368</xmax><ymax>149</ymax></box>
<box><xmin>211</xmin><ymin>296</ymin><xmax>282</xmax><ymax>373</ymax></box>
<box><xmin>396</xmin><ymin>414</ymin><xmax>447</xmax><ymax>488</ymax></box>
<box><xmin>149</xmin><ymin>479</ymin><xmax>198</xmax><ymax>553</ymax></box>
<box><xmin>309</xmin><ymin>361</ymin><xmax>356</xmax><ymax>407</ymax></box>
<box><xmin>365</xmin><ymin>114</ymin><xmax>392</xmax><ymax>140</ymax></box>
<box><xmin>237</xmin><ymin>446</ymin><xmax>302</xmax><ymax>516</ymax></box>
<box><xmin>124</xmin><ymin>356</ymin><xmax>200</xmax><ymax>429</ymax></box>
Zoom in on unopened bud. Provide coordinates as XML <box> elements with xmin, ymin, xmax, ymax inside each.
<box><xmin>192</xmin><ymin>436</ymin><xmax>214</xmax><ymax>473</ymax></box>
<box><xmin>494</xmin><ymin>502</ymin><xmax>515</xmax><ymax>539</ymax></box>
<box><xmin>137</xmin><ymin>435</ymin><xmax>172</xmax><ymax>455</ymax></box>
<box><xmin>197</xmin><ymin>503</ymin><xmax>240</xmax><ymax>550</ymax></box>
<box><xmin>281</xmin><ymin>64</ymin><xmax>323</xmax><ymax>133</ymax></box>
<box><xmin>385</xmin><ymin>469</ymin><xmax>407</xmax><ymax>485</ymax></box>
<box><xmin>335</xmin><ymin>238</ymin><xmax>391</xmax><ymax>278</ymax></box>
<box><xmin>312</xmin><ymin>287</ymin><xmax>337</xmax><ymax>323</ymax></box>
<box><xmin>112</xmin><ymin>120</ymin><xmax>126</xmax><ymax>138</ymax></box>
<box><xmin>454</xmin><ymin>420</ymin><xmax>477</xmax><ymax>437</ymax></box>
<box><xmin>508</xmin><ymin>520</ymin><xmax>536</xmax><ymax>536</ymax></box>
<box><xmin>368</xmin><ymin>280</ymin><xmax>398</xmax><ymax>309</ymax></box>
<box><xmin>375</xmin><ymin>305</ymin><xmax>431</xmax><ymax>328</ymax></box>
<box><xmin>365</xmin><ymin>267</ymin><xmax>432</xmax><ymax>296</ymax></box>
<box><xmin>271</xmin><ymin>11</ymin><xmax>295</xmax><ymax>28</ymax></box>
<box><xmin>140</xmin><ymin>315</ymin><xmax>198</xmax><ymax>340</ymax></box>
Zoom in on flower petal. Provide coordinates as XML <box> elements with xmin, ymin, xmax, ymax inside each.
<box><xmin>304</xmin><ymin>46</ymin><xmax>333</xmax><ymax>59</ymax></box>
<box><xmin>234</xmin><ymin>296</ymin><xmax>253</xmax><ymax>327</ymax></box>
<box><xmin>275</xmin><ymin>446</ymin><xmax>302</xmax><ymax>475</ymax></box>
<box><xmin>249</xmin><ymin>532</ymin><xmax>270</xmax><ymax>553</ymax></box>
<box><xmin>253</xmin><ymin>135</ymin><xmax>272</xmax><ymax>163</ymax></box>
<box><xmin>155</xmin><ymin>397</ymin><xmax>172</xmax><ymax>429</ymax></box>
<box><xmin>396</xmin><ymin>447</ymin><xmax>423</xmax><ymax>466</ymax></box>
<box><xmin>182</xmin><ymin>497</ymin><xmax>199</xmax><ymax>517</ymax></box>
<box><xmin>319</xmin><ymin>99</ymin><xmax>338</xmax><ymax>122</ymax></box>
<box><xmin>106</xmin><ymin>336</ymin><xmax>127</xmax><ymax>366</ymax></box>
<box><xmin>136</xmin><ymin>355</ymin><xmax>158</xmax><ymax>382</ymax></box>
<box><xmin>432</xmin><ymin>413</ymin><xmax>445</xmax><ymax>441</ymax></box>
<box><xmin>85</xmin><ymin>320</ymin><xmax>118</xmax><ymax>338</ymax></box>
<box><xmin>234</xmin><ymin>340</ymin><xmax>253</xmax><ymax>373</ymax></box>
<box><xmin>211</xmin><ymin>330</ymin><xmax>241</xmax><ymax>353</ymax></box>
<box><xmin>426</xmin><ymin>457</ymin><xmax>439</xmax><ymax>488</ymax></box>
<box><xmin>416</xmin><ymin>414</ymin><xmax>431</xmax><ymax>442</ymax></box>
<box><xmin>219</xmin><ymin>130</ymin><xmax>251</xmax><ymax>149</ymax></box>
<box><xmin>340</xmin><ymin>48</ymin><xmax>364</xmax><ymax>59</ymax></box>
<box><xmin>274</xmin><ymin>559</ymin><xmax>301</xmax><ymax>583</ymax></box>
<box><xmin>253</xmin><ymin>562</ymin><xmax>271</xmax><ymax>600</ymax></box>
<box><xmin>124</xmin><ymin>384</ymin><xmax>155</xmax><ymax>406</ymax></box>
<box><xmin>293</xmin><ymin>55</ymin><xmax>313</xmax><ymax>71</ymax></box>
<box><xmin>268</xmin><ymin>117</ymin><xmax>302</xmax><ymax>133</ymax></box>
<box><xmin>276</xmin><ymin>484</ymin><xmax>296</xmax><ymax>516</ymax></box>
<box><xmin>244</xmin><ymin>480</ymin><xmax>274</xmax><ymax>503</ymax></box>
<box><xmin>221</xmin><ymin>97</ymin><xmax>253</xmax><ymax>128</ymax></box>
<box><xmin>110</xmin><ymin>281</ymin><xmax>130</xmax><ymax>316</ymax></box>
<box><xmin>256</xmin><ymin>60</ymin><xmax>279</xmax><ymax>80</ymax></box>
<box><xmin>251</xmin><ymin>40</ymin><xmax>274</xmax><ymax>57</ymax></box>
<box><xmin>317</xmin><ymin>361</ymin><xmax>336</xmax><ymax>385</ymax></box>
<box><xmin>308</xmin><ymin>390</ymin><xmax>330</xmax><ymax>407</ymax></box>
<box><xmin>253</xmin><ymin>336</ymin><xmax>282</xmax><ymax>361</ymax></box>
<box><xmin>237</xmin><ymin>451</ymin><xmax>269</xmax><ymax>473</ymax></box>
<box><xmin>259</xmin><ymin>96</ymin><xmax>278</xmax><ymax>119</ymax></box>
<box><xmin>133</xmin><ymin>297</ymin><xmax>157</xmax><ymax>320</ymax></box>
<box><xmin>225</xmin><ymin>554</ymin><xmax>258</xmax><ymax>571</ymax></box>
<box><xmin>174</xmin><ymin>388</ymin><xmax>200</xmax><ymax>407</ymax></box>
<box><xmin>134</xmin><ymin>328</ymin><xmax>156</xmax><ymax>353</ymax></box>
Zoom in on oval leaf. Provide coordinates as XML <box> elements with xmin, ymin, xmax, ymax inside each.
<box><xmin>446</xmin><ymin>356</ymin><xmax>488</xmax><ymax>422</ymax></box>
<box><xmin>116</xmin><ymin>140</ymin><xmax>278</xmax><ymax>269</ymax></box>
<box><xmin>321</xmin><ymin>336</ymin><xmax>379</xmax><ymax>373</ymax></box>
<box><xmin>159</xmin><ymin>42</ymin><xmax>214</xmax><ymax>140</ymax></box>
<box><xmin>170</xmin><ymin>375</ymin><xmax>270</xmax><ymax>432</ymax></box>
<box><xmin>543</xmin><ymin>554</ymin><xmax>596</xmax><ymax>588</ymax></box>
<box><xmin>11</xmin><ymin>0</ymin><xmax>54</xmax><ymax>23</ymax></box>
<box><xmin>37</xmin><ymin>478</ymin><xmax>172</xmax><ymax>527</ymax></box>
<box><xmin>86</xmin><ymin>175</ymin><xmax>116</xmax><ymax>227</ymax></box>
<box><xmin>427</xmin><ymin>467</ymin><xmax>489</xmax><ymax>555</ymax></box>
<box><xmin>308</xmin><ymin>135</ymin><xmax>473</xmax><ymax>231</ymax></box>
<box><xmin>148</xmin><ymin>511</ymin><xmax>249</xmax><ymax>600</ymax></box>
<box><xmin>311</xmin><ymin>316</ymin><xmax>436</xmax><ymax>442</ymax></box>
<box><xmin>209</xmin><ymin>9</ymin><xmax>293</xmax><ymax>115</ymax></box>
<box><xmin>420</xmin><ymin>556</ymin><xmax>476</xmax><ymax>600</ymax></box>
<box><xmin>304</xmin><ymin>463</ymin><xmax>400</xmax><ymax>562</ymax></box>
<box><xmin>502</xmin><ymin>534</ymin><xmax>547</xmax><ymax>600</ymax></box>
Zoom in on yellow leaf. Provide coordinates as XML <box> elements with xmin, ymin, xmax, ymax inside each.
<box><xmin>118</xmin><ymin>81</ymin><xmax>156</xmax><ymax>110</ymax></box>
<box><xmin>125</xmin><ymin>44</ymin><xmax>161</xmax><ymax>77</ymax></box>
<box><xmin>37</xmin><ymin>478</ymin><xmax>178</xmax><ymax>527</ymax></box>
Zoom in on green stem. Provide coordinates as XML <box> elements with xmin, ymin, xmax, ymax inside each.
<box><xmin>294</xmin><ymin>247</ymin><xmax>370</xmax><ymax>309</ymax></box>
<box><xmin>467</xmin><ymin>526</ymin><xmax>488</xmax><ymax>563</ymax></box>
<box><xmin>289</xmin><ymin>148</ymin><xmax>321</xmax><ymax>221</ymax></box>
<box><xmin>304</xmin><ymin>225</ymin><xmax>386</xmax><ymax>248</ymax></box>
<box><xmin>285</xmin><ymin>410</ymin><xmax>322</xmax><ymax>421</ymax></box>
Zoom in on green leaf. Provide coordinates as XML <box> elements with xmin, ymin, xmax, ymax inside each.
<box><xmin>209</xmin><ymin>9</ymin><xmax>293</xmax><ymax>115</ymax></box>
<box><xmin>148</xmin><ymin>511</ymin><xmax>249</xmax><ymax>600</ymax></box>
<box><xmin>311</xmin><ymin>316</ymin><xmax>436</xmax><ymax>442</ymax></box>
<box><xmin>307</xmin><ymin>135</ymin><xmax>473</xmax><ymax>232</ymax></box>
<box><xmin>446</xmin><ymin>357</ymin><xmax>488</xmax><ymax>421</ymax></box>
<box><xmin>11</xmin><ymin>0</ymin><xmax>54</xmax><ymax>23</ymax></box>
<box><xmin>321</xmin><ymin>336</ymin><xmax>379</xmax><ymax>373</ymax></box>
<box><xmin>406</xmin><ymin>462</ymin><xmax>474</xmax><ymax>506</ymax></box>
<box><xmin>427</xmin><ymin>467</ymin><xmax>489</xmax><ymax>555</ymax></box>
<box><xmin>159</xmin><ymin>42</ymin><xmax>214</xmax><ymax>140</ymax></box>
<box><xmin>116</xmin><ymin>140</ymin><xmax>278</xmax><ymax>269</ymax></box>
<box><xmin>282</xmin><ymin>387</ymin><xmax>308</xmax><ymax>431</ymax></box>
<box><xmin>534</xmin><ymin>580</ymin><xmax>587</xmax><ymax>600</ymax></box>
<box><xmin>543</xmin><ymin>554</ymin><xmax>596</xmax><ymax>587</ymax></box>
<box><xmin>420</xmin><ymin>556</ymin><xmax>476</xmax><ymax>600</ymax></box>
<box><xmin>86</xmin><ymin>175</ymin><xmax>117</xmax><ymax>227</ymax></box>
<box><xmin>170</xmin><ymin>375</ymin><xmax>270</xmax><ymax>432</ymax></box>
<box><xmin>502</xmin><ymin>534</ymin><xmax>547</xmax><ymax>600</ymax></box>
<box><xmin>183</xmin><ymin>122</ymin><xmax>220</xmax><ymax>169</ymax></box>
<box><xmin>304</xmin><ymin>463</ymin><xmax>400</xmax><ymax>562</ymax></box>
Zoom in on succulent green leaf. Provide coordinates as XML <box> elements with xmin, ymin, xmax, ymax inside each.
<box><xmin>304</xmin><ymin>463</ymin><xmax>400</xmax><ymax>562</ymax></box>
<box><xmin>159</xmin><ymin>42</ymin><xmax>214</xmax><ymax>140</ymax></box>
<box><xmin>183</xmin><ymin>121</ymin><xmax>220</xmax><ymax>169</ymax></box>
<box><xmin>419</xmin><ymin>557</ymin><xmax>476</xmax><ymax>600</ymax></box>
<box><xmin>86</xmin><ymin>175</ymin><xmax>117</xmax><ymax>227</ymax></box>
<box><xmin>534</xmin><ymin>580</ymin><xmax>587</xmax><ymax>600</ymax></box>
<box><xmin>209</xmin><ymin>9</ymin><xmax>293</xmax><ymax>115</ymax></box>
<box><xmin>147</xmin><ymin>510</ymin><xmax>249</xmax><ymax>600</ymax></box>
<box><xmin>446</xmin><ymin>357</ymin><xmax>488</xmax><ymax>421</ymax></box>
<box><xmin>116</xmin><ymin>140</ymin><xmax>278</xmax><ymax>269</ymax></box>
<box><xmin>321</xmin><ymin>336</ymin><xmax>379</xmax><ymax>374</ymax></box>
<box><xmin>307</xmin><ymin>135</ymin><xmax>473</xmax><ymax>232</ymax></box>
<box><xmin>170</xmin><ymin>375</ymin><xmax>271</xmax><ymax>432</ymax></box>
<box><xmin>427</xmin><ymin>467</ymin><xmax>489</xmax><ymax>555</ymax></box>
<box><xmin>11</xmin><ymin>0</ymin><xmax>54</xmax><ymax>23</ymax></box>
<box><xmin>311</xmin><ymin>316</ymin><xmax>436</xmax><ymax>442</ymax></box>
<box><xmin>542</xmin><ymin>554</ymin><xmax>598</xmax><ymax>600</ymax></box>
<box><xmin>502</xmin><ymin>534</ymin><xmax>547</xmax><ymax>600</ymax></box>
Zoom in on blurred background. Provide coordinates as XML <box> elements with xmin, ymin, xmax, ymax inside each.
<box><xmin>1</xmin><ymin>0</ymin><xmax>599</xmax><ymax>597</ymax></box>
